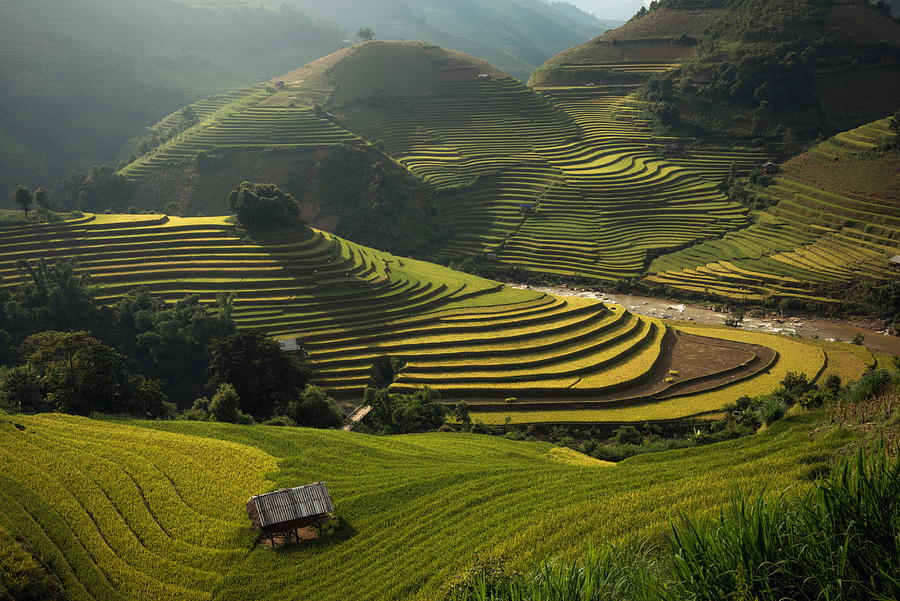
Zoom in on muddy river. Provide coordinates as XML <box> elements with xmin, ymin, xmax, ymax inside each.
<box><xmin>507</xmin><ymin>283</ymin><xmax>900</xmax><ymax>356</ymax></box>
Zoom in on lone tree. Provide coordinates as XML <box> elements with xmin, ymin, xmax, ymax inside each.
<box><xmin>227</xmin><ymin>181</ymin><xmax>305</xmax><ymax>230</ymax></box>
<box><xmin>33</xmin><ymin>187</ymin><xmax>50</xmax><ymax>212</ymax></box>
<box><xmin>13</xmin><ymin>186</ymin><xmax>32</xmax><ymax>217</ymax></box>
<box><xmin>357</xmin><ymin>27</ymin><xmax>375</xmax><ymax>41</ymax></box>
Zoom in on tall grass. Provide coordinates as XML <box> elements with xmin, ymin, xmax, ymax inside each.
<box><xmin>671</xmin><ymin>449</ymin><xmax>899</xmax><ymax>601</ymax></box>
<box><xmin>447</xmin><ymin>449</ymin><xmax>900</xmax><ymax>601</ymax></box>
<box><xmin>445</xmin><ymin>545</ymin><xmax>664</xmax><ymax>601</ymax></box>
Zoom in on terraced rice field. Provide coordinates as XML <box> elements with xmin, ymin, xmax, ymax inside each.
<box><xmin>0</xmin><ymin>409</ymin><xmax>859</xmax><ymax>601</ymax></box>
<box><xmin>337</xmin><ymin>77</ymin><xmax>753</xmax><ymax>281</ymax></box>
<box><xmin>470</xmin><ymin>327</ymin><xmax>880</xmax><ymax>425</ymax></box>
<box><xmin>545</xmin><ymin>61</ymin><xmax>683</xmax><ymax>76</ymax></box>
<box><xmin>0</xmin><ymin>214</ymin><xmax>678</xmax><ymax>402</ymax></box>
<box><xmin>0</xmin><ymin>214</ymin><xmax>808</xmax><ymax>418</ymax></box>
<box><xmin>647</xmin><ymin>119</ymin><xmax>900</xmax><ymax>301</ymax></box>
<box><xmin>119</xmin><ymin>84</ymin><xmax>359</xmax><ymax>180</ymax></box>
<box><xmin>122</xmin><ymin>55</ymin><xmax>763</xmax><ymax>282</ymax></box>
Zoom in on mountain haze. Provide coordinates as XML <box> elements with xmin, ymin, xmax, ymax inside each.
<box><xmin>286</xmin><ymin>0</ymin><xmax>611</xmax><ymax>78</ymax></box>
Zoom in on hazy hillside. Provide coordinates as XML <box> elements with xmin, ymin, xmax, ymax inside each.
<box><xmin>562</xmin><ymin>0</ymin><xmax>647</xmax><ymax>20</ymax></box>
<box><xmin>0</xmin><ymin>0</ymin><xmax>346</xmax><ymax>198</ymax></box>
<box><xmin>533</xmin><ymin>0</ymin><xmax>900</xmax><ymax>139</ymax></box>
<box><xmin>286</xmin><ymin>0</ymin><xmax>610</xmax><ymax>78</ymax></box>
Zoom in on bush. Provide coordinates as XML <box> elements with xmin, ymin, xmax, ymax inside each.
<box><xmin>263</xmin><ymin>415</ymin><xmax>297</xmax><ymax>427</ymax></box>
<box><xmin>779</xmin><ymin>371</ymin><xmax>815</xmax><ymax>399</ymax></box>
<box><xmin>285</xmin><ymin>385</ymin><xmax>343</xmax><ymax>429</ymax></box>
<box><xmin>610</xmin><ymin>425</ymin><xmax>642</xmax><ymax>445</ymax></box>
<box><xmin>0</xmin><ymin>366</ymin><xmax>44</xmax><ymax>414</ymax></box>
<box><xmin>755</xmin><ymin>394</ymin><xmax>788</xmax><ymax>426</ymax></box>
<box><xmin>365</xmin><ymin>386</ymin><xmax>447</xmax><ymax>434</ymax></box>
<box><xmin>208</xmin><ymin>383</ymin><xmax>253</xmax><ymax>424</ymax></box>
<box><xmin>845</xmin><ymin>369</ymin><xmax>897</xmax><ymax>405</ymax></box>
<box><xmin>228</xmin><ymin>181</ymin><xmax>305</xmax><ymax>230</ymax></box>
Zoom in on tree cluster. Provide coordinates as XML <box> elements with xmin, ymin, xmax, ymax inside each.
<box><xmin>228</xmin><ymin>181</ymin><xmax>305</xmax><ymax>230</ymax></box>
<box><xmin>363</xmin><ymin>386</ymin><xmax>447</xmax><ymax>434</ymax></box>
<box><xmin>0</xmin><ymin>259</ymin><xmax>344</xmax><ymax>428</ymax></box>
<box><xmin>51</xmin><ymin>165</ymin><xmax>136</xmax><ymax>213</ymax></box>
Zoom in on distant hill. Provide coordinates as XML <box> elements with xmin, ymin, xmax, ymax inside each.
<box><xmin>562</xmin><ymin>0</ymin><xmax>648</xmax><ymax>20</ymax></box>
<box><xmin>0</xmin><ymin>0</ymin><xmax>614</xmax><ymax>196</ymax></box>
<box><xmin>120</xmin><ymin>41</ymin><xmax>756</xmax><ymax>283</ymax></box>
<box><xmin>285</xmin><ymin>0</ymin><xmax>610</xmax><ymax>79</ymax></box>
<box><xmin>532</xmin><ymin>0</ymin><xmax>900</xmax><ymax>140</ymax></box>
<box><xmin>0</xmin><ymin>0</ymin><xmax>346</xmax><ymax>197</ymax></box>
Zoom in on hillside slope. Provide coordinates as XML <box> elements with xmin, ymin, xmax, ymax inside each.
<box><xmin>531</xmin><ymin>0</ymin><xmax>900</xmax><ymax>138</ymax></box>
<box><xmin>0</xmin><ymin>0</ymin><xmax>346</xmax><ymax>194</ymax></box>
<box><xmin>0</xmin><ymin>410</ymin><xmax>860</xmax><ymax>600</ymax></box>
<box><xmin>0</xmin><ymin>212</ymin><xmax>807</xmax><ymax>418</ymax></box>
<box><xmin>121</xmin><ymin>41</ymin><xmax>752</xmax><ymax>283</ymax></box>
<box><xmin>647</xmin><ymin>117</ymin><xmax>900</xmax><ymax>306</ymax></box>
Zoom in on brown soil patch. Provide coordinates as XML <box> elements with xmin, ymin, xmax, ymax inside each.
<box><xmin>783</xmin><ymin>150</ymin><xmax>900</xmax><ymax>202</ymax></box>
<box><xmin>456</xmin><ymin>328</ymin><xmax>775</xmax><ymax>411</ymax></box>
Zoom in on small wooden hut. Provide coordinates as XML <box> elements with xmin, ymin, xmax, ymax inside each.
<box><xmin>762</xmin><ymin>161</ymin><xmax>780</xmax><ymax>174</ymax></box>
<box><xmin>246</xmin><ymin>482</ymin><xmax>334</xmax><ymax>546</ymax></box>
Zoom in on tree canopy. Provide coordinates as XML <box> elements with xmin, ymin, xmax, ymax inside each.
<box><xmin>365</xmin><ymin>386</ymin><xmax>446</xmax><ymax>434</ymax></box>
<box><xmin>19</xmin><ymin>330</ymin><xmax>169</xmax><ymax>417</ymax></box>
<box><xmin>207</xmin><ymin>330</ymin><xmax>310</xmax><ymax>419</ymax></box>
<box><xmin>227</xmin><ymin>181</ymin><xmax>305</xmax><ymax>230</ymax></box>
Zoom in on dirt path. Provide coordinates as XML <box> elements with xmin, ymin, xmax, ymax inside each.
<box><xmin>507</xmin><ymin>283</ymin><xmax>900</xmax><ymax>356</ymax></box>
<box><xmin>342</xmin><ymin>405</ymin><xmax>372</xmax><ymax>431</ymax></box>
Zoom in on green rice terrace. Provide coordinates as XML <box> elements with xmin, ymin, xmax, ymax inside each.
<box><xmin>121</xmin><ymin>41</ymin><xmax>765</xmax><ymax>283</ymax></box>
<box><xmin>0</xmin><ymin>212</ymin><xmax>882</xmax><ymax>425</ymax></box>
<box><xmin>119</xmin><ymin>38</ymin><xmax>900</xmax><ymax>305</ymax></box>
<box><xmin>0</xmin><ymin>406</ymin><xmax>874</xmax><ymax>601</ymax></box>
<box><xmin>646</xmin><ymin>118</ymin><xmax>900</xmax><ymax>303</ymax></box>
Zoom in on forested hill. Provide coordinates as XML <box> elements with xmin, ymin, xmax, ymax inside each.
<box><xmin>533</xmin><ymin>0</ymin><xmax>900</xmax><ymax>140</ymax></box>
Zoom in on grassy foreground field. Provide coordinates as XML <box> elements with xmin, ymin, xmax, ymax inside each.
<box><xmin>0</xmin><ymin>410</ymin><xmax>862</xmax><ymax>601</ymax></box>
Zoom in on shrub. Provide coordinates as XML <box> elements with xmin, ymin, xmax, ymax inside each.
<box><xmin>263</xmin><ymin>415</ymin><xmax>297</xmax><ymax>427</ymax></box>
<box><xmin>285</xmin><ymin>385</ymin><xmax>343</xmax><ymax>429</ymax></box>
<box><xmin>208</xmin><ymin>383</ymin><xmax>253</xmax><ymax>424</ymax></box>
<box><xmin>228</xmin><ymin>181</ymin><xmax>305</xmax><ymax>230</ymax></box>
<box><xmin>845</xmin><ymin>369</ymin><xmax>897</xmax><ymax>405</ymax></box>
<box><xmin>0</xmin><ymin>366</ymin><xmax>44</xmax><ymax>414</ymax></box>
<box><xmin>779</xmin><ymin>371</ymin><xmax>815</xmax><ymax>398</ymax></box>
<box><xmin>755</xmin><ymin>394</ymin><xmax>788</xmax><ymax>426</ymax></box>
<box><xmin>610</xmin><ymin>425</ymin><xmax>642</xmax><ymax>445</ymax></box>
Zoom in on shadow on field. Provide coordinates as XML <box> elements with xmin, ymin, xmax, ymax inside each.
<box><xmin>272</xmin><ymin>517</ymin><xmax>357</xmax><ymax>555</ymax></box>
